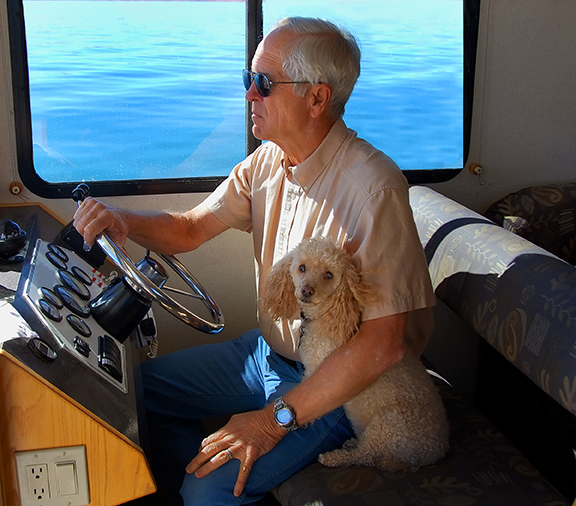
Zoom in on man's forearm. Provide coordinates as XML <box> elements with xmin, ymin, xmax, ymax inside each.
<box><xmin>74</xmin><ymin>198</ymin><xmax>228</xmax><ymax>255</ymax></box>
<box><xmin>124</xmin><ymin>209</ymin><xmax>202</xmax><ymax>255</ymax></box>
<box><xmin>282</xmin><ymin>313</ymin><xmax>408</xmax><ymax>426</ymax></box>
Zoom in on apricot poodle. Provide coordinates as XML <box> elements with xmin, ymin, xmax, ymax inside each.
<box><xmin>262</xmin><ymin>237</ymin><xmax>449</xmax><ymax>472</ymax></box>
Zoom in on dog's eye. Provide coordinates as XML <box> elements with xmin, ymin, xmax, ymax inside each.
<box><xmin>325</xmin><ymin>271</ymin><xmax>333</xmax><ymax>280</ymax></box>
<box><xmin>299</xmin><ymin>264</ymin><xmax>306</xmax><ymax>273</ymax></box>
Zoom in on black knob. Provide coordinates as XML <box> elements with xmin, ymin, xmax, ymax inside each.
<box><xmin>72</xmin><ymin>183</ymin><xmax>90</xmax><ymax>203</ymax></box>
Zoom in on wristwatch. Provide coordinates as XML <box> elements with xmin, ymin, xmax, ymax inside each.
<box><xmin>273</xmin><ymin>397</ymin><xmax>299</xmax><ymax>431</ymax></box>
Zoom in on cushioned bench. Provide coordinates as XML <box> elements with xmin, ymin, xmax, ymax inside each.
<box><xmin>272</xmin><ymin>186</ymin><xmax>575</xmax><ymax>506</ymax></box>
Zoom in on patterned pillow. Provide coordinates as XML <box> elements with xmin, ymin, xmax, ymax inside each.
<box><xmin>484</xmin><ymin>184</ymin><xmax>576</xmax><ymax>264</ymax></box>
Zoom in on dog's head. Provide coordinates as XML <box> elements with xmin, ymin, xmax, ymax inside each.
<box><xmin>288</xmin><ymin>238</ymin><xmax>352</xmax><ymax>308</ymax></box>
<box><xmin>262</xmin><ymin>237</ymin><xmax>376</xmax><ymax>326</ymax></box>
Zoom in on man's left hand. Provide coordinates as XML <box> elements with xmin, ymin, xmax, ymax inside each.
<box><xmin>186</xmin><ymin>407</ymin><xmax>286</xmax><ymax>497</ymax></box>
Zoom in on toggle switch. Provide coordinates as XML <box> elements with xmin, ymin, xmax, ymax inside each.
<box><xmin>56</xmin><ymin>461</ymin><xmax>78</xmax><ymax>496</ymax></box>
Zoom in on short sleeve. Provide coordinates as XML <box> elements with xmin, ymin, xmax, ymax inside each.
<box><xmin>202</xmin><ymin>153</ymin><xmax>259</xmax><ymax>233</ymax></box>
<box><xmin>348</xmin><ymin>187</ymin><xmax>436</xmax><ymax>321</ymax></box>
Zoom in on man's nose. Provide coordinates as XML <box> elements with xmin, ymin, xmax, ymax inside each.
<box><xmin>245</xmin><ymin>81</ymin><xmax>262</xmax><ymax>101</ymax></box>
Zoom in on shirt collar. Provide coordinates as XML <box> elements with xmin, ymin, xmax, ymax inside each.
<box><xmin>281</xmin><ymin>118</ymin><xmax>349</xmax><ymax>193</ymax></box>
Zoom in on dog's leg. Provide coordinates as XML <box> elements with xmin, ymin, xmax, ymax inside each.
<box><xmin>318</xmin><ymin>435</ymin><xmax>382</xmax><ymax>468</ymax></box>
<box><xmin>318</xmin><ymin>403</ymin><xmax>417</xmax><ymax>470</ymax></box>
<box><xmin>318</xmin><ymin>434</ymin><xmax>412</xmax><ymax>471</ymax></box>
<box><xmin>318</xmin><ymin>445</ymin><xmax>360</xmax><ymax>468</ymax></box>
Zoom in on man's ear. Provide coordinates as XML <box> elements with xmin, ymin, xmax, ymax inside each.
<box><xmin>308</xmin><ymin>83</ymin><xmax>332</xmax><ymax>119</ymax></box>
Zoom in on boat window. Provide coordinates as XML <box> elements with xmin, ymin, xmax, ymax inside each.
<box><xmin>7</xmin><ymin>0</ymin><xmax>479</xmax><ymax>198</ymax></box>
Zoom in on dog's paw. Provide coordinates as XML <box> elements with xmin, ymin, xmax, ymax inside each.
<box><xmin>318</xmin><ymin>438</ymin><xmax>360</xmax><ymax>467</ymax></box>
<box><xmin>377</xmin><ymin>459</ymin><xmax>413</xmax><ymax>474</ymax></box>
<box><xmin>318</xmin><ymin>449</ymin><xmax>354</xmax><ymax>468</ymax></box>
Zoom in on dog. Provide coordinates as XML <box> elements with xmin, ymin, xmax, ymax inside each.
<box><xmin>262</xmin><ymin>237</ymin><xmax>449</xmax><ymax>472</ymax></box>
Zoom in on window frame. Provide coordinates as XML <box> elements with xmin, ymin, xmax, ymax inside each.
<box><xmin>7</xmin><ymin>0</ymin><xmax>480</xmax><ymax>198</ymax></box>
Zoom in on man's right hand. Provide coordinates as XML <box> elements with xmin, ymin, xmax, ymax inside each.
<box><xmin>73</xmin><ymin>197</ymin><xmax>130</xmax><ymax>250</ymax></box>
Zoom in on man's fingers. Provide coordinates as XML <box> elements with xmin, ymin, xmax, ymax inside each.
<box><xmin>233</xmin><ymin>448</ymin><xmax>259</xmax><ymax>498</ymax></box>
<box><xmin>233</xmin><ymin>463</ymin><xmax>252</xmax><ymax>497</ymax></box>
<box><xmin>199</xmin><ymin>430</ymin><xmax>223</xmax><ymax>451</ymax></box>
<box><xmin>186</xmin><ymin>440</ymin><xmax>234</xmax><ymax>476</ymax></box>
<box><xmin>72</xmin><ymin>198</ymin><xmax>128</xmax><ymax>249</ymax></box>
<box><xmin>187</xmin><ymin>444</ymin><xmax>255</xmax><ymax>498</ymax></box>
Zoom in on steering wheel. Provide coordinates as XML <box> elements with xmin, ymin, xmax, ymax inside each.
<box><xmin>73</xmin><ymin>184</ymin><xmax>224</xmax><ymax>334</ymax></box>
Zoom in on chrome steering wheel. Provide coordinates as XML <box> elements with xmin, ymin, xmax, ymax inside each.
<box><xmin>73</xmin><ymin>184</ymin><xmax>224</xmax><ymax>334</ymax></box>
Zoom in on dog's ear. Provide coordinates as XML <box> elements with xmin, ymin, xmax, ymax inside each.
<box><xmin>318</xmin><ymin>257</ymin><xmax>378</xmax><ymax>340</ymax></box>
<box><xmin>344</xmin><ymin>259</ymin><xmax>379</xmax><ymax>311</ymax></box>
<box><xmin>260</xmin><ymin>252</ymin><xmax>299</xmax><ymax>320</ymax></box>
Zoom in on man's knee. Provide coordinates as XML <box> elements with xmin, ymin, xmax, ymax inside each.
<box><xmin>179</xmin><ymin>460</ymin><xmax>255</xmax><ymax>506</ymax></box>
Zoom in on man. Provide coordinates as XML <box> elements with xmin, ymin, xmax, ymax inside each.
<box><xmin>74</xmin><ymin>17</ymin><xmax>435</xmax><ymax>505</ymax></box>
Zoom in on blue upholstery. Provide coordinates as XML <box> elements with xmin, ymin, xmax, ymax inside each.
<box><xmin>410</xmin><ymin>185</ymin><xmax>576</xmax><ymax>417</ymax></box>
<box><xmin>274</xmin><ymin>372</ymin><xmax>569</xmax><ymax>505</ymax></box>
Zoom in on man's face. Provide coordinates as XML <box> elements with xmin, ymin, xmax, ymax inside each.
<box><xmin>246</xmin><ymin>29</ymin><xmax>310</xmax><ymax>147</ymax></box>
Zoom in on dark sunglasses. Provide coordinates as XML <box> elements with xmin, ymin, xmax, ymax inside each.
<box><xmin>242</xmin><ymin>69</ymin><xmax>312</xmax><ymax>97</ymax></box>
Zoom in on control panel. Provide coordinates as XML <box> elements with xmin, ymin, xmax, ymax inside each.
<box><xmin>22</xmin><ymin>239</ymin><xmax>128</xmax><ymax>393</ymax></box>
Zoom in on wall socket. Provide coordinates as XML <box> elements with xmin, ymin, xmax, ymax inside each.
<box><xmin>24</xmin><ymin>464</ymin><xmax>50</xmax><ymax>501</ymax></box>
<box><xmin>14</xmin><ymin>446</ymin><xmax>90</xmax><ymax>506</ymax></box>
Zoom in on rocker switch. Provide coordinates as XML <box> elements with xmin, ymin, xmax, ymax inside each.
<box><xmin>98</xmin><ymin>335</ymin><xmax>123</xmax><ymax>383</ymax></box>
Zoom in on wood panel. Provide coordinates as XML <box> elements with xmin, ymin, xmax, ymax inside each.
<box><xmin>0</xmin><ymin>351</ymin><xmax>156</xmax><ymax>505</ymax></box>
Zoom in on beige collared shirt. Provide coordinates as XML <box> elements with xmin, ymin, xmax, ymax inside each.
<box><xmin>203</xmin><ymin>119</ymin><xmax>435</xmax><ymax>361</ymax></box>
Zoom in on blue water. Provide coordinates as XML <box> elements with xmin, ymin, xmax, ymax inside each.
<box><xmin>24</xmin><ymin>0</ymin><xmax>463</xmax><ymax>183</ymax></box>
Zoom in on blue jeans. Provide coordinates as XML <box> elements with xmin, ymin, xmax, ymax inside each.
<box><xmin>141</xmin><ymin>329</ymin><xmax>354</xmax><ymax>506</ymax></box>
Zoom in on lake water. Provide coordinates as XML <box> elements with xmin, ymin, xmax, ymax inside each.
<box><xmin>23</xmin><ymin>0</ymin><xmax>463</xmax><ymax>183</ymax></box>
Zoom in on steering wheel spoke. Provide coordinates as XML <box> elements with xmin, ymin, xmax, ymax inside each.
<box><xmin>161</xmin><ymin>284</ymin><xmax>205</xmax><ymax>300</ymax></box>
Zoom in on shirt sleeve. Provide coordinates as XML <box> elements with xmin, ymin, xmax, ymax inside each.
<box><xmin>202</xmin><ymin>155</ymin><xmax>256</xmax><ymax>233</ymax></box>
<box><xmin>348</xmin><ymin>186</ymin><xmax>436</xmax><ymax>322</ymax></box>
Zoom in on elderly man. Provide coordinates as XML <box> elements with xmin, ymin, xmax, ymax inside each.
<box><xmin>74</xmin><ymin>16</ymin><xmax>435</xmax><ymax>506</ymax></box>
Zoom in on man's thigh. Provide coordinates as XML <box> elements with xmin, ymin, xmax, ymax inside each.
<box><xmin>142</xmin><ymin>329</ymin><xmax>303</xmax><ymax>421</ymax></box>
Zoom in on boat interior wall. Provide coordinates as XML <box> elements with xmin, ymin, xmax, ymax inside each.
<box><xmin>0</xmin><ymin>0</ymin><xmax>575</xmax><ymax>355</ymax></box>
<box><xmin>435</xmin><ymin>0</ymin><xmax>576</xmax><ymax>211</ymax></box>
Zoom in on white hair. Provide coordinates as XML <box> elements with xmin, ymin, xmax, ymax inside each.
<box><xmin>273</xmin><ymin>17</ymin><xmax>361</xmax><ymax>119</ymax></box>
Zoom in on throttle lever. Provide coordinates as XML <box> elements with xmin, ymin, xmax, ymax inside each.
<box><xmin>72</xmin><ymin>183</ymin><xmax>93</xmax><ymax>251</ymax></box>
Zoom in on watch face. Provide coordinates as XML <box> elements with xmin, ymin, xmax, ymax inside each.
<box><xmin>276</xmin><ymin>407</ymin><xmax>293</xmax><ymax>425</ymax></box>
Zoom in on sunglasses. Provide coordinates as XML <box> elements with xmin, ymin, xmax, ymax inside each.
<box><xmin>242</xmin><ymin>69</ymin><xmax>312</xmax><ymax>97</ymax></box>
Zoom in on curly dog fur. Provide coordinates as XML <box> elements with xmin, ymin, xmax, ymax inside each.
<box><xmin>262</xmin><ymin>237</ymin><xmax>449</xmax><ymax>472</ymax></box>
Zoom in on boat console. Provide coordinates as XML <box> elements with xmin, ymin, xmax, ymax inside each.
<box><xmin>0</xmin><ymin>203</ymin><xmax>156</xmax><ymax>505</ymax></box>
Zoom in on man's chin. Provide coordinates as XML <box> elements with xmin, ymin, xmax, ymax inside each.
<box><xmin>251</xmin><ymin>126</ymin><xmax>265</xmax><ymax>141</ymax></box>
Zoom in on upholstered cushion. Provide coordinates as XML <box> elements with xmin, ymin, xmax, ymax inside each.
<box><xmin>410</xmin><ymin>185</ymin><xmax>576</xmax><ymax>418</ymax></box>
<box><xmin>273</xmin><ymin>374</ymin><xmax>569</xmax><ymax>506</ymax></box>
<box><xmin>484</xmin><ymin>183</ymin><xmax>576</xmax><ymax>264</ymax></box>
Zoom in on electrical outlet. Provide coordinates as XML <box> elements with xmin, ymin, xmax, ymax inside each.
<box><xmin>25</xmin><ymin>464</ymin><xmax>50</xmax><ymax>501</ymax></box>
<box><xmin>15</xmin><ymin>446</ymin><xmax>90</xmax><ymax>506</ymax></box>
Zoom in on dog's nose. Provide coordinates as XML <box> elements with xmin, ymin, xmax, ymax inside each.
<box><xmin>301</xmin><ymin>285</ymin><xmax>315</xmax><ymax>298</ymax></box>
